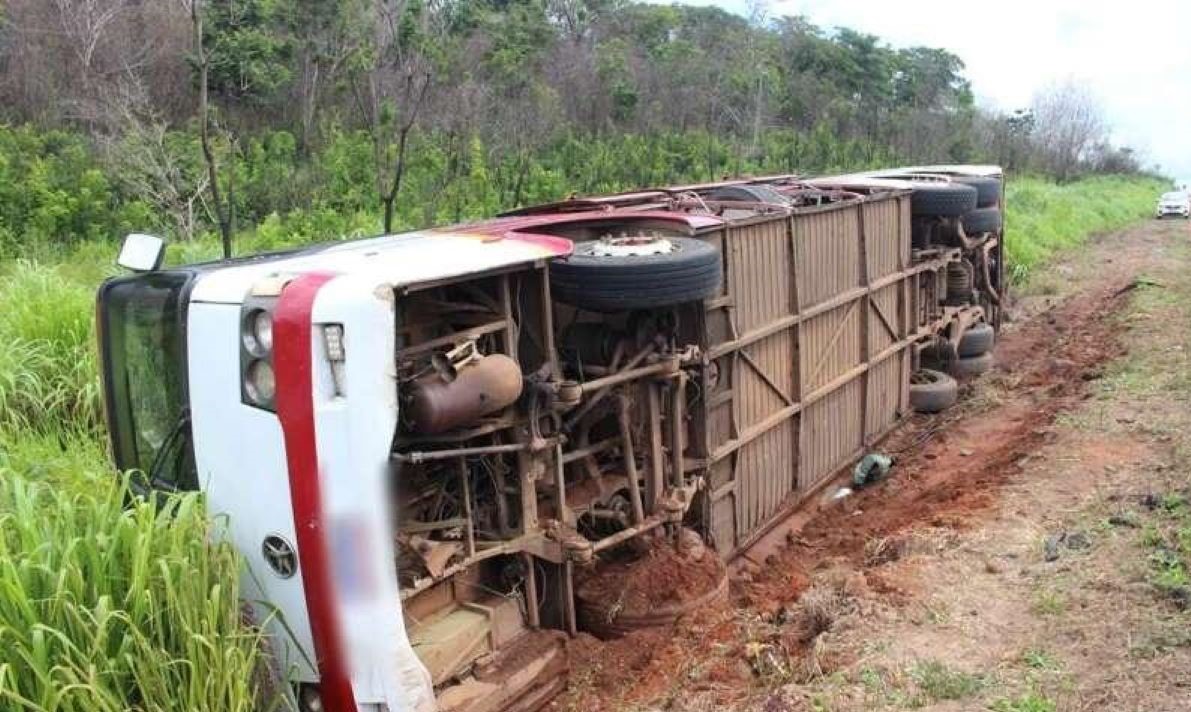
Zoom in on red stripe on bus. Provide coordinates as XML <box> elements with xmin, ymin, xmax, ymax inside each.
<box><xmin>274</xmin><ymin>272</ymin><xmax>356</xmax><ymax>711</ymax></box>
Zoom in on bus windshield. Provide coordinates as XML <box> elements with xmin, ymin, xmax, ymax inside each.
<box><xmin>97</xmin><ymin>271</ymin><xmax>196</xmax><ymax>491</ymax></box>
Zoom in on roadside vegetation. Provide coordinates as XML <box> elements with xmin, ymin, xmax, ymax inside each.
<box><xmin>1005</xmin><ymin>175</ymin><xmax>1166</xmax><ymax>281</ymax></box>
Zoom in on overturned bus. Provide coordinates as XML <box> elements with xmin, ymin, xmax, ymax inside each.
<box><xmin>96</xmin><ymin>165</ymin><xmax>1005</xmax><ymax>711</ymax></box>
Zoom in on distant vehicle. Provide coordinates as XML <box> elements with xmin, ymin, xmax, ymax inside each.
<box><xmin>1156</xmin><ymin>191</ymin><xmax>1190</xmax><ymax>219</ymax></box>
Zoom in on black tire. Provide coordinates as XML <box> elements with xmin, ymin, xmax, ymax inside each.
<box><xmin>961</xmin><ymin>207</ymin><xmax>1002</xmax><ymax>235</ymax></box>
<box><xmin>910</xmin><ymin>369</ymin><xmax>958</xmax><ymax>413</ymax></box>
<box><xmin>911</xmin><ymin>218</ymin><xmax>937</xmax><ymax>249</ymax></box>
<box><xmin>910</xmin><ymin>182</ymin><xmax>978</xmax><ymax>217</ymax></box>
<box><xmin>958</xmin><ymin>323</ymin><xmax>995</xmax><ymax>357</ymax></box>
<box><xmin>954</xmin><ymin>176</ymin><xmax>1001</xmax><ymax>208</ymax></box>
<box><xmin>550</xmin><ymin>236</ymin><xmax>723</xmax><ymax>312</ymax></box>
<box><xmin>950</xmin><ymin>351</ymin><xmax>994</xmax><ymax>379</ymax></box>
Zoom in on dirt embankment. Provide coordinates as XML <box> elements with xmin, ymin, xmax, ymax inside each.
<box><xmin>549</xmin><ymin>222</ymin><xmax>1161</xmax><ymax>711</ymax></box>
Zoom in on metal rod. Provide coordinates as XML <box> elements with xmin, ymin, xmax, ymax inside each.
<box><xmin>616</xmin><ymin>395</ymin><xmax>646</xmax><ymax>525</ymax></box>
<box><xmin>560</xmin><ymin>436</ymin><xmax>619</xmax><ymax>464</ymax></box>
<box><xmin>457</xmin><ymin>457</ymin><xmax>475</xmax><ymax>557</ymax></box>
<box><xmin>553</xmin><ymin>442</ymin><xmax>570</xmax><ymax>526</ymax></box>
<box><xmin>540</xmin><ymin>270</ymin><xmax>560</xmax><ymax>378</ymax></box>
<box><xmin>563</xmin><ymin>343</ymin><xmax>657</xmax><ymax>429</ymax></box>
<box><xmin>646</xmin><ymin>383</ymin><xmax>665</xmax><ymax>514</ymax></box>
<box><xmin>523</xmin><ymin>553</ymin><xmax>540</xmax><ymax>629</ymax></box>
<box><xmin>393</xmin><ymin>441</ymin><xmax>537</xmax><ymax>464</ymax></box>
<box><xmin>563</xmin><ymin>561</ymin><xmax>577</xmax><ymax>636</ymax></box>
<box><xmin>499</xmin><ymin>273</ymin><xmax>518</xmax><ymax>361</ymax></box>
<box><xmin>397</xmin><ymin>319</ymin><xmax>508</xmax><ymax>359</ymax></box>
<box><xmin>591</xmin><ymin>514</ymin><xmax>666</xmax><ymax>553</ymax></box>
<box><xmin>399</xmin><ymin>517</ymin><xmax>469</xmax><ymax>534</ymax></box>
<box><xmin>668</xmin><ymin>372</ymin><xmax>687</xmax><ymax>490</ymax></box>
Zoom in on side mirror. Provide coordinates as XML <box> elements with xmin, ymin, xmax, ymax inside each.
<box><xmin>117</xmin><ymin>233</ymin><xmax>165</xmax><ymax>272</ymax></box>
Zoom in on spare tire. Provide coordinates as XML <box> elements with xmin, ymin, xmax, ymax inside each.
<box><xmin>954</xmin><ymin>176</ymin><xmax>1001</xmax><ymax>208</ymax></box>
<box><xmin>910</xmin><ymin>369</ymin><xmax>958</xmax><ymax>413</ymax></box>
<box><xmin>911</xmin><ymin>182</ymin><xmax>978</xmax><ymax>217</ymax></box>
<box><xmin>961</xmin><ymin>207</ymin><xmax>1002</xmax><ymax>235</ymax></box>
<box><xmin>550</xmin><ymin>235</ymin><xmax>722</xmax><ymax>312</ymax></box>
<box><xmin>958</xmin><ymin>322</ymin><xmax>995</xmax><ymax>357</ymax></box>
<box><xmin>950</xmin><ymin>351</ymin><xmax>994</xmax><ymax>379</ymax></box>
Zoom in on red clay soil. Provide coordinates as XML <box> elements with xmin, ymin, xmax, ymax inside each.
<box><xmin>576</xmin><ymin>537</ymin><xmax>727</xmax><ymax>613</ymax></box>
<box><xmin>549</xmin><ymin>266</ymin><xmax>1139</xmax><ymax>710</ymax></box>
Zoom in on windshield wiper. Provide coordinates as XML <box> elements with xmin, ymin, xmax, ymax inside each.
<box><xmin>137</xmin><ymin>408</ymin><xmax>192</xmax><ymax>495</ymax></box>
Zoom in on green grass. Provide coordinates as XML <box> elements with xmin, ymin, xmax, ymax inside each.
<box><xmin>1031</xmin><ymin>589</ymin><xmax>1067</xmax><ymax>617</ymax></box>
<box><xmin>0</xmin><ymin>242</ymin><xmax>277</xmax><ymax>708</ymax></box>
<box><xmin>0</xmin><ymin>470</ymin><xmax>278</xmax><ymax>710</ymax></box>
<box><xmin>907</xmin><ymin>660</ymin><xmax>985</xmax><ymax>704</ymax></box>
<box><xmin>1005</xmin><ymin>174</ymin><xmax>1167</xmax><ymax>282</ymax></box>
<box><xmin>990</xmin><ymin>692</ymin><xmax>1057</xmax><ymax>712</ymax></box>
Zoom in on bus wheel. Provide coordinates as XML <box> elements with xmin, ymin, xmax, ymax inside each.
<box><xmin>910</xmin><ymin>368</ymin><xmax>958</xmax><ymax>413</ymax></box>
<box><xmin>550</xmin><ymin>235</ymin><xmax>722</xmax><ymax>312</ymax></box>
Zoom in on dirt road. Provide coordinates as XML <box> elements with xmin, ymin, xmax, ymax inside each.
<box><xmin>550</xmin><ymin>218</ymin><xmax>1191</xmax><ymax>711</ymax></box>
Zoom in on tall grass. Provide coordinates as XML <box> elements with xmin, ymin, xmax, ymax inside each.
<box><xmin>0</xmin><ymin>471</ymin><xmax>275</xmax><ymax>711</ymax></box>
<box><xmin>0</xmin><ymin>259</ymin><xmax>278</xmax><ymax>708</ymax></box>
<box><xmin>0</xmin><ymin>261</ymin><xmax>101</xmax><ymax>439</ymax></box>
<box><xmin>1004</xmin><ymin>175</ymin><xmax>1167</xmax><ymax>282</ymax></box>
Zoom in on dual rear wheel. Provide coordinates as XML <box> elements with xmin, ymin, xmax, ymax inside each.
<box><xmin>911</xmin><ymin>322</ymin><xmax>996</xmax><ymax>413</ymax></box>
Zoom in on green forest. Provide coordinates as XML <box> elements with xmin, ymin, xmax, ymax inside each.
<box><xmin>0</xmin><ymin>0</ymin><xmax>1144</xmax><ymax>257</ymax></box>
<box><xmin>0</xmin><ymin>1</ymin><xmax>1166</xmax><ymax>710</ymax></box>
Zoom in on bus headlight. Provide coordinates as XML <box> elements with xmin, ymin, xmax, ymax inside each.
<box><xmin>240</xmin><ymin>298</ymin><xmax>277</xmax><ymax>411</ymax></box>
<box><xmin>242</xmin><ymin>307</ymin><xmax>274</xmax><ymax>356</ymax></box>
<box><xmin>245</xmin><ymin>359</ymin><xmax>276</xmax><ymax>405</ymax></box>
<box><xmin>252</xmin><ymin>309</ymin><xmax>273</xmax><ymax>352</ymax></box>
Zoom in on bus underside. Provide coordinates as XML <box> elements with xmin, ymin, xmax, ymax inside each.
<box><xmin>387</xmin><ymin>173</ymin><xmax>1003</xmax><ymax>710</ymax></box>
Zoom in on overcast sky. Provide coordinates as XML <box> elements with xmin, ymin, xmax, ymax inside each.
<box><xmin>668</xmin><ymin>0</ymin><xmax>1191</xmax><ymax>178</ymax></box>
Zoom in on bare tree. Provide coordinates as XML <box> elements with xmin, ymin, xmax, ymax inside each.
<box><xmin>348</xmin><ymin>0</ymin><xmax>434</xmax><ymax>234</ymax></box>
<box><xmin>1031</xmin><ymin>79</ymin><xmax>1107</xmax><ymax>181</ymax></box>
<box><xmin>187</xmin><ymin>0</ymin><xmax>234</xmax><ymax>257</ymax></box>
<box><xmin>96</xmin><ymin>82</ymin><xmax>210</xmax><ymax>241</ymax></box>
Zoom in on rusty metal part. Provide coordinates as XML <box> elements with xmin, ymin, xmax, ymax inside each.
<box><xmin>562</xmin><ymin>342</ymin><xmax>656</xmax><ymax>430</ymax></box>
<box><xmin>645</xmin><ymin>382</ymin><xmax>665</xmax><ymax>514</ymax></box>
<box><xmin>978</xmin><ymin>240</ymin><xmax>1002</xmax><ymax>306</ymax></box>
<box><xmin>393</xmin><ymin>440</ymin><xmax>549</xmax><ymax>464</ymax></box>
<box><xmin>668</xmin><ymin>372</ymin><xmax>687</xmax><ymax>490</ymax></box>
<box><xmin>405</xmin><ymin>535</ymin><xmax>462</xmax><ymax>578</ymax></box>
<box><xmin>616</xmin><ymin>395</ymin><xmax>646</xmax><ymax>525</ymax></box>
<box><xmin>436</xmin><ymin>630</ymin><xmax>567</xmax><ymax>712</ymax></box>
<box><xmin>406</xmin><ymin>354</ymin><xmax>524</xmax><ymax>434</ymax></box>
<box><xmin>590</xmin><ymin>513</ymin><xmax>668</xmax><ymax>553</ymax></box>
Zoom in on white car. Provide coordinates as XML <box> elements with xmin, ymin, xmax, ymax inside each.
<box><xmin>1156</xmin><ymin>191</ymin><xmax>1190</xmax><ymax>218</ymax></box>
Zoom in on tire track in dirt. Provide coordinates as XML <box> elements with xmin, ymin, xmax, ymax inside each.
<box><xmin>550</xmin><ymin>225</ymin><xmax>1158</xmax><ymax>711</ymax></box>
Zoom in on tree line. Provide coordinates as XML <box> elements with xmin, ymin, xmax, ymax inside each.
<box><xmin>0</xmin><ymin>0</ymin><xmax>1141</xmax><ymax>253</ymax></box>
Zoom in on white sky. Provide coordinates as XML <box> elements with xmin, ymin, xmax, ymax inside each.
<box><xmin>667</xmin><ymin>0</ymin><xmax>1191</xmax><ymax>178</ymax></box>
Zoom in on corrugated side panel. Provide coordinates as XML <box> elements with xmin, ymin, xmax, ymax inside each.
<box><xmin>867</xmin><ymin>282</ymin><xmax>903</xmax><ymax>355</ymax></box>
<box><xmin>800</xmin><ymin>301</ymin><xmax>862</xmax><ymax>393</ymax></box>
<box><xmin>863</xmin><ymin>198</ymin><xmax>903</xmax><ymax>281</ymax></box>
<box><xmin>707</xmin><ymin>393</ymin><xmax>734</xmax><ymax>455</ymax></box>
<box><xmin>735</xmin><ymin>330</ymin><xmax>796</xmax><ymax>430</ymax></box>
<box><xmin>727</xmin><ymin>220</ymin><xmax>793</xmax><ymax>334</ymax></box>
<box><xmin>709</xmin><ymin>459</ymin><xmax>737</xmax><ymax>551</ymax></box>
<box><xmin>866</xmin><ymin>350</ymin><xmax>908</xmax><ymax>439</ymax></box>
<box><xmin>794</xmin><ymin>208</ymin><xmax>860</xmax><ymax>307</ymax></box>
<box><xmin>799</xmin><ymin>378</ymin><xmax>864</xmax><ymax>490</ymax></box>
<box><xmin>734</xmin><ymin>419</ymin><xmax>798</xmax><ymax>543</ymax></box>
